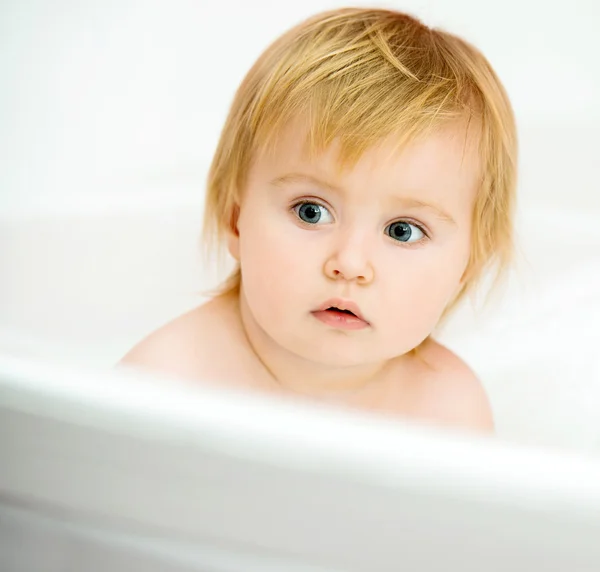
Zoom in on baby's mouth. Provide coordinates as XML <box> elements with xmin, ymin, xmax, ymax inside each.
<box><xmin>311</xmin><ymin>299</ymin><xmax>370</xmax><ymax>330</ymax></box>
<box><xmin>326</xmin><ymin>307</ymin><xmax>357</xmax><ymax>317</ymax></box>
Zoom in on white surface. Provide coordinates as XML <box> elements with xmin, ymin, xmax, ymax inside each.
<box><xmin>2</xmin><ymin>354</ymin><xmax>600</xmax><ymax>572</ymax></box>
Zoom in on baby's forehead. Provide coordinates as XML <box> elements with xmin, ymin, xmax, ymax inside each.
<box><xmin>255</xmin><ymin>117</ymin><xmax>483</xmax><ymax>184</ymax></box>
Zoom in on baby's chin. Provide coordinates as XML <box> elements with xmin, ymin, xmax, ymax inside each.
<box><xmin>281</xmin><ymin>334</ymin><xmax>411</xmax><ymax>369</ymax></box>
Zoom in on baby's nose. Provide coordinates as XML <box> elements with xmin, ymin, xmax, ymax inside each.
<box><xmin>323</xmin><ymin>233</ymin><xmax>375</xmax><ymax>284</ymax></box>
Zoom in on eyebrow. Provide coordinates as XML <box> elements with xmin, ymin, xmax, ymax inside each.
<box><xmin>269</xmin><ymin>172</ymin><xmax>457</xmax><ymax>226</ymax></box>
<box><xmin>270</xmin><ymin>173</ymin><xmax>342</xmax><ymax>193</ymax></box>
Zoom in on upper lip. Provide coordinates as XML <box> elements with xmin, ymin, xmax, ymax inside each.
<box><xmin>314</xmin><ymin>298</ymin><xmax>369</xmax><ymax>323</ymax></box>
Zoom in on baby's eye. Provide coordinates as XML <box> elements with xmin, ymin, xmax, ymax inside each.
<box><xmin>293</xmin><ymin>202</ymin><xmax>333</xmax><ymax>225</ymax></box>
<box><xmin>385</xmin><ymin>221</ymin><xmax>425</xmax><ymax>243</ymax></box>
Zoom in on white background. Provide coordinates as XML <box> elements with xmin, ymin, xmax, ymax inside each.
<box><xmin>1</xmin><ymin>0</ymin><xmax>599</xmax><ymax>215</ymax></box>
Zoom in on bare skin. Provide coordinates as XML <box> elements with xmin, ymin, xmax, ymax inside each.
<box><xmin>120</xmin><ymin>293</ymin><xmax>494</xmax><ymax>434</ymax></box>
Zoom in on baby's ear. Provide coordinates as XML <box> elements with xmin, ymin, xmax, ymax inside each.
<box><xmin>226</xmin><ymin>204</ymin><xmax>241</xmax><ymax>261</ymax></box>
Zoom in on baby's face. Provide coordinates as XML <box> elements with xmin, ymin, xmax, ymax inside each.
<box><xmin>229</xmin><ymin>120</ymin><xmax>480</xmax><ymax>367</ymax></box>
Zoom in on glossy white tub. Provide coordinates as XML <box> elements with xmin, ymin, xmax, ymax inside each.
<box><xmin>3</xmin><ymin>353</ymin><xmax>600</xmax><ymax>572</ymax></box>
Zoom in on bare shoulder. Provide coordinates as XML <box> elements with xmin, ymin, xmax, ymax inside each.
<box><xmin>118</xmin><ymin>294</ymin><xmax>244</xmax><ymax>381</ymax></box>
<box><xmin>412</xmin><ymin>337</ymin><xmax>495</xmax><ymax>434</ymax></box>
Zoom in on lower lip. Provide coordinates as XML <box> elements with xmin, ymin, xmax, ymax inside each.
<box><xmin>311</xmin><ymin>310</ymin><xmax>370</xmax><ymax>331</ymax></box>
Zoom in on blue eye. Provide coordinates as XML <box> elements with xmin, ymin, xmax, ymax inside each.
<box><xmin>293</xmin><ymin>202</ymin><xmax>333</xmax><ymax>224</ymax></box>
<box><xmin>385</xmin><ymin>221</ymin><xmax>425</xmax><ymax>243</ymax></box>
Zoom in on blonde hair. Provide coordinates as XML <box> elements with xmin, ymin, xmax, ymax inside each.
<box><xmin>202</xmin><ymin>7</ymin><xmax>518</xmax><ymax>315</ymax></box>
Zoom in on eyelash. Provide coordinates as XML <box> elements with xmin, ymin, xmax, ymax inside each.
<box><xmin>289</xmin><ymin>198</ymin><xmax>431</xmax><ymax>244</ymax></box>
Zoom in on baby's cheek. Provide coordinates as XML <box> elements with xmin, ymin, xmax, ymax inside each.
<box><xmin>239</xmin><ymin>230</ymin><xmax>303</xmax><ymax>308</ymax></box>
<box><xmin>255</xmin><ymin>222</ymin><xmax>317</xmax><ymax>273</ymax></box>
<box><xmin>383</xmin><ymin>257</ymin><xmax>458</xmax><ymax>327</ymax></box>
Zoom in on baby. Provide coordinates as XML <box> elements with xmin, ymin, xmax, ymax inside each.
<box><xmin>121</xmin><ymin>8</ymin><xmax>517</xmax><ymax>434</ymax></box>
